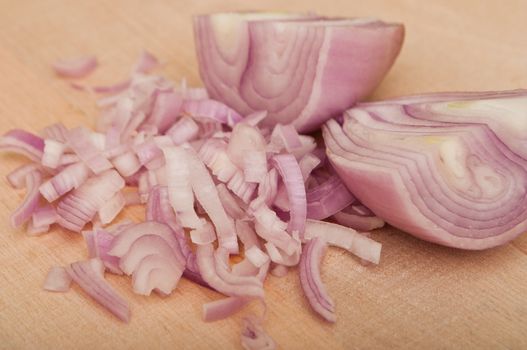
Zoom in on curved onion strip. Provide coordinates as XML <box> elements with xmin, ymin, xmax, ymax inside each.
<box><xmin>186</xmin><ymin>148</ymin><xmax>239</xmax><ymax>253</ymax></box>
<box><xmin>132</xmin><ymin>254</ymin><xmax>184</xmax><ymax>296</ymax></box>
<box><xmin>109</xmin><ymin>221</ymin><xmax>186</xmax><ymax>268</ymax></box>
<box><xmin>56</xmin><ymin>170</ymin><xmax>125</xmax><ymax>232</ymax></box>
<box><xmin>217</xmin><ymin>184</ymin><xmax>247</xmax><ymax>220</ymax></box>
<box><xmin>0</xmin><ymin>129</ymin><xmax>44</xmax><ymax>161</ymax></box>
<box><xmin>299</xmin><ymin>237</ymin><xmax>335</xmax><ymax>323</ymax></box>
<box><xmin>66</xmin><ymin>259</ymin><xmax>130</xmax><ymax>322</ymax></box>
<box><xmin>304</xmin><ymin>219</ymin><xmax>382</xmax><ymax>264</ymax></box>
<box><xmin>272</xmin><ymin>154</ymin><xmax>307</xmax><ymax>236</ymax></box>
<box><xmin>162</xmin><ymin>146</ymin><xmax>204</xmax><ymax>229</ymax></box>
<box><xmin>10</xmin><ymin>170</ymin><xmax>42</xmax><ymax>228</ymax></box>
<box><xmin>196</xmin><ymin>243</ymin><xmax>264</xmax><ymax>298</ymax></box>
<box><xmin>214</xmin><ymin>248</ymin><xmax>263</xmax><ymax>288</ymax></box>
<box><xmin>39</xmin><ymin>162</ymin><xmax>91</xmax><ymax>202</ymax></box>
<box><xmin>7</xmin><ymin>163</ymin><xmax>40</xmax><ymax>189</ymax></box>
<box><xmin>43</xmin><ymin>266</ymin><xmax>72</xmax><ymax>292</ymax></box>
<box><xmin>117</xmin><ymin>234</ymin><xmax>184</xmax><ymax>278</ymax></box>
<box><xmin>52</xmin><ymin>55</ymin><xmax>98</xmax><ymax>78</ymax></box>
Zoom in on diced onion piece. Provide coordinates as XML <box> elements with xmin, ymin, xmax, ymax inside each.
<box><xmin>43</xmin><ymin>266</ymin><xmax>72</xmax><ymax>292</ymax></box>
<box><xmin>42</xmin><ymin>139</ymin><xmax>66</xmax><ymax>169</ymax></box>
<box><xmin>245</xmin><ymin>246</ymin><xmax>269</xmax><ymax>268</ymax></box>
<box><xmin>98</xmin><ymin>191</ymin><xmax>126</xmax><ymax>225</ymax></box>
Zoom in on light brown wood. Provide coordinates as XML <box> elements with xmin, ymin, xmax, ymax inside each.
<box><xmin>1</xmin><ymin>0</ymin><xmax>526</xmax><ymax>349</ymax></box>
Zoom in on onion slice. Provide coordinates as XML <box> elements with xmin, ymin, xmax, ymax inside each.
<box><xmin>10</xmin><ymin>170</ymin><xmax>42</xmax><ymax>228</ymax></box>
<box><xmin>304</xmin><ymin>219</ymin><xmax>382</xmax><ymax>264</ymax></box>
<box><xmin>299</xmin><ymin>237</ymin><xmax>335</xmax><ymax>322</ymax></box>
<box><xmin>66</xmin><ymin>258</ymin><xmax>130</xmax><ymax>322</ymax></box>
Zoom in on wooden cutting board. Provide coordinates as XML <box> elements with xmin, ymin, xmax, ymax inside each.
<box><xmin>1</xmin><ymin>0</ymin><xmax>526</xmax><ymax>349</ymax></box>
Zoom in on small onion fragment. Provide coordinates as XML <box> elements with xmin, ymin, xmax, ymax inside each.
<box><xmin>43</xmin><ymin>266</ymin><xmax>72</xmax><ymax>292</ymax></box>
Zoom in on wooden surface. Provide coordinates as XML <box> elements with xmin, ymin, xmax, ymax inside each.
<box><xmin>0</xmin><ymin>0</ymin><xmax>526</xmax><ymax>349</ymax></box>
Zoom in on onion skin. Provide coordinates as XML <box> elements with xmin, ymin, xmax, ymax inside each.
<box><xmin>323</xmin><ymin>91</ymin><xmax>527</xmax><ymax>250</ymax></box>
<box><xmin>194</xmin><ymin>13</ymin><xmax>404</xmax><ymax>132</ymax></box>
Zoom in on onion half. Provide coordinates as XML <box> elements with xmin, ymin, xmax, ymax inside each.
<box><xmin>324</xmin><ymin>90</ymin><xmax>527</xmax><ymax>249</ymax></box>
<box><xmin>194</xmin><ymin>12</ymin><xmax>404</xmax><ymax>131</ymax></box>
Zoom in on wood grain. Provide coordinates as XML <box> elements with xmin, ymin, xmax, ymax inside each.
<box><xmin>0</xmin><ymin>0</ymin><xmax>526</xmax><ymax>349</ymax></box>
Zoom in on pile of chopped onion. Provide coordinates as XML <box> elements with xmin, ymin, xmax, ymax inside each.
<box><xmin>0</xmin><ymin>51</ymin><xmax>383</xmax><ymax>349</ymax></box>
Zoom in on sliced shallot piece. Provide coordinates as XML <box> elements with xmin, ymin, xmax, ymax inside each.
<box><xmin>272</xmin><ymin>154</ymin><xmax>307</xmax><ymax>236</ymax></box>
<box><xmin>39</xmin><ymin>162</ymin><xmax>91</xmax><ymax>202</ymax></box>
<box><xmin>67</xmin><ymin>127</ymin><xmax>113</xmax><ymax>174</ymax></box>
<box><xmin>299</xmin><ymin>237</ymin><xmax>335</xmax><ymax>322</ymax></box>
<box><xmin>0</xmin><ymin>129</ymin><xmax>44</xmax><ymax>162</ymax></box>
<box><xmin>196</xmin><ymin>243</ymin><xmax>264</xmax><ymax>298</ymax></box>
<box><xmin>43</xmin><ymin>266</ymin><xmax>72</xmax><ymax>292</ymax></box>
<box><xmin>109</xmin><ymin>221</ymin><xmax>186</xmax><ymax>269</ymax></box>
<box><xmin>186</xmin><ymin>148</ymin><xmax>239</xmax><ymax>253</ymax></box>
<box><xmin>163</xmin><ymin>146</ymin><xmax>204</xmax><ymax>229</ymax></box>
<box><xmin>10</xmin><ymin>170</ymin><xmax>42</xmax><ymax>228</ymax></box>
<box><xmin>66</xmin><ymin>258</ymin><xmax>130</xmax><ymax>322</ymax></box>
<box><xmin>6</xmin><ymin>163</ymin><xmax>40</xmax><ymax>189</ymax></box>
<box><xmin>56</xmin><ymin>170</ymin><xmax>125</xmax><ymax>232</ymax></box>
<box><xmin>132</xmin><ymin>253</ymin><xmax>184</xmax><ymax>296</ymax></box>
<box><xmin>304</xmin><ymin>219</ymin><xmax>381</xmax><ymax>264</ymax></box>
